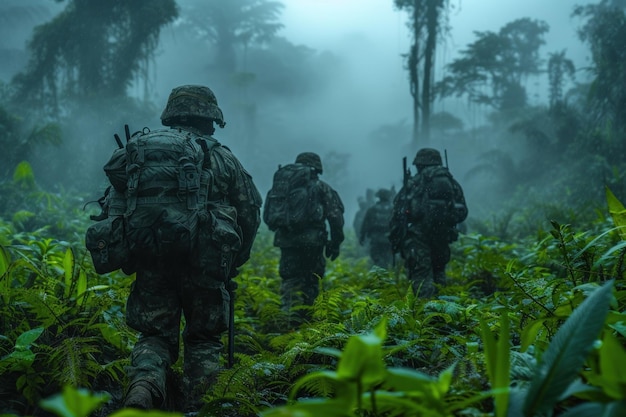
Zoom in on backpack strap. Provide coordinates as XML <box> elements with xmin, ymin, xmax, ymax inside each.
<box><xmin>179</xmin><ymin>138</ymin><xmax>202</xmax><ymax>210</ymax></box>
<box><xmin>196</xmin><ymin>137</ymin><xmax>220</xmax><ymax>212</ymax></box>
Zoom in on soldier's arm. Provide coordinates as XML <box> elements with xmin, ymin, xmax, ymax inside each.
<box><xmin>217</xmin><ymin>150</ymin><xmax>263</xmax><ymax>266</ymax></box>
<box><xmin>452</xmin><ymin>179</ymin><xmax>468</xmax><ymax>223</ymax></box>
<box><xmin>323</xmin><ymin>183</ymin><xmax>345</xmax><ymax>246</ymax></box>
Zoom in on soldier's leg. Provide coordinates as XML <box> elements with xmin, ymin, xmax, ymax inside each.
<box><xmin>279</xmin><ymin>247</ymin><xmax>305</xmax><ymax>311</ymax></box>
<box><xmin>300</xmin><ymin>245</ymin><xmax>325</xmax><ymax>306</ymax></box>
<box><xmin>371</xmin><ymin>241</ymin><xmax>393</xmax><ymax>268</ymax></box>
<box><xmin>181</xmin><ymin>279</ymin><xmax>229</xmax><ymax>411</ymax></box>
<box><xmin>402</xmin><ymin>236</ymin><xmax>436</xmax><ymax>298</ymax></box>
<box><xmin>125</xmin><ymin>267</ymin><xmax>181</xmax><ymax>408</ymax></box>
<box><xmin>279</xmin><ymin>246</ymin><xmax>324</xmax><ymax>321</ymax></box>
<box><xmin>432</xmin><ymin>241</ymin><xmax>451</xmax><ymax>286</ymax></box>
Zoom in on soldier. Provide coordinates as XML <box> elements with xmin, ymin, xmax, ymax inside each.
<box><xmin>352</xmin><ymin>188</ymin><xmax>375</xmax><ymax>239</ymax></box>
<box><xmin>106</xmin><ymin>85</ymin><xmax>262</xmax><ymax>411</ymax></box>
<box><xmin>263</xmin><ymin>152</ymin><xmax>345</xmax><ymax>322</ymax></box>
<box><xmin>389</xmin><ymin>148</ymin><xmax>467</xmax><ymax>297</ymax></box>
<box><xmin>359</xmin><ymin>188</ymin><xmax>394</xmax><ymax>268</ymax></box>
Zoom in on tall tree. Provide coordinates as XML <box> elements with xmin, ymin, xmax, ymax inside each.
<box><xmin>11</xmin><ymin>0</ymin><xmax>178</xmax><ymax>115</ymax></box>
<box><xmin>183</xmin><ymin>0</ymin><xmax>284</xmax><ymax>75</ymax></box>
<box><xmin>547</xmin><ymin>50</ymin><xmax>575</xmax><ymax>109</ymax></box>
<box><xmin>574</xmin><ymin>0</ymin><xmax>626</xmax><ymax>135</ymax></box>
<box><xmin>436</xmin><ymin>18</ymin><xmax>549</xmax><ymax>111</ymax></box>
<box><xmin>394</xmin><ymin>0</ymin><xmax>449</xmax><ymax>146</ymax></box>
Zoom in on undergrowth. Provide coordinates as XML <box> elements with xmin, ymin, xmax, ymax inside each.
<box><xmin>0</xmin><ymin>166</ymin><xmax>625</xmax><ymax>416</ymax></box>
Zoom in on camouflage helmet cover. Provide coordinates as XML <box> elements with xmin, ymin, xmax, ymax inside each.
<box><xmin>375</xmin><ymin>188</ymin><xmax>393</xmax><ymax>201</ymax></box>
<box><xmin>413</xmin><ymin>148</ymin><xmax>442</xmax><ymax>166</ymax></box>
<box><xmin>161</xmin><ymin>85</ymin><xmax>225</xmax><ymax>128</ymax></box>
<box><xmin>295</xmin><ymin>152</ymin><xmax>323</xmax><ymax>174</ymax></box>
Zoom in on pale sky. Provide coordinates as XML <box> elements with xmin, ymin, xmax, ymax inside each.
<box><xmin>281</xmin><ymin>0</ymin><xmax>591</xmax><ymax>69</ymax></box>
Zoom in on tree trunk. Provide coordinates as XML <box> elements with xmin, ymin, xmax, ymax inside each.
<box><xmin>410</xmin><ymin>0</ymin><xmax>422</xmax><ymax>147</ymax></box>
<box><xmin>421</xmin><ymin>0</ymin><xmax>439</xmax><ymax>145</ymax></box>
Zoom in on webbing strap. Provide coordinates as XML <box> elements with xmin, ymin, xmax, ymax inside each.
<box><xmin>134</xmin><ymin>195</ymin><xmax>183</xmax><ymax>205</ymax></box>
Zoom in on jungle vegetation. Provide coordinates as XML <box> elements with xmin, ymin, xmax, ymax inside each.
<box><xmin>1</xmin><ymin>0</ymin><xmax>626</xmax><ymax>416</ymax></box>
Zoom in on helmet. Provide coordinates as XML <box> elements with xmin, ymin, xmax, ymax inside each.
<box><xmin>375</xmin><ymin>188</ymin><xmax>392</xmax><ymax>201</ymax></box>
<box><xmin>295</xmin><ymin>152</ymin><xmax>323</xmax><ymax>174</ymax></box>
<box><xmin>161</xmin><ymin>85</ymin><xmax>225</xmax><ymax>128</ymax></box>
<box><xmin>413</xmin><ymin>148</ymin><xmax>442</xmax><ymax>166</ymax></box>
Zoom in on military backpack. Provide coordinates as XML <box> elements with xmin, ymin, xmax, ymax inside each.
<box><xmin>263</xmin><ymin>163</ymin><xmax>324</xmax><ymax>231</ymax></box>
<box><xmin>85</xmin><ymin>128</ymin><xmax>242</xmax><ymax>277</ymax></box>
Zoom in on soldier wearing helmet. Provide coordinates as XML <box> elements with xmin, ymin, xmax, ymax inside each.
<box><xmin>105</xmin><ymin>85</ymin><xmax>262</xmax><ymax>411</ymax></box>
<box><xmin>389</xmin><ymin>148</ymin><xmax>468</xmax><ymax>297</ymax></box>
<box><xmin>359</xmin><ymin>188</ymin><xmax>395</xmax><ymax>268</ymax></box>
<box><xmin>263</xmin><ymin>152</ymin><xmax>345</xmax><ymax>323</ymax></box>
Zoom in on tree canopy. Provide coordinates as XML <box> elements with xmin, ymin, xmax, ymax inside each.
<box><xmin>12</xmin><ymin>0</ymin><xmax>178</xmax><ymax>115</ymax></box>
<box><xmin>436</xmin><ymin>18</ymin><xmax>549</xmax><ymax>111</ymax></box>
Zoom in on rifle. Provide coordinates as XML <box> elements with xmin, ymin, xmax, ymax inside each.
<box><xmin>390</xmin><ymin>157</ymin><xmax>410</xmax><ymax>255</ymax></box>
<box><xmin>403</xmin><ymin>156</ymin><xmax>410</xmax><ymax>188</ymax></box>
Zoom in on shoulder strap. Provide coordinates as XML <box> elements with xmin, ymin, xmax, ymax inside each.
<box><xmin>196</xmin><ymin>137</ymin><xmax>220</xmax><ymax>209</ymax></box>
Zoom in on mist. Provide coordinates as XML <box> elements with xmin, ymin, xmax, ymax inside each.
<box><xmin>0</xmin><ymin>0</ymin><xmax>604</xmax><ymax>232</ymax></box>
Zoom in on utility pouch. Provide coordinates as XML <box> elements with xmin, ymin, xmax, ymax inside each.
<box><xmin>85</xmin><ymin>216</ymin><xmax>131</xmax><ymax>274</ymax></box>
<box><xmin>195</xmin><ymin>204</ymin><xmax>242</xmax><ymax>282</ymax></box>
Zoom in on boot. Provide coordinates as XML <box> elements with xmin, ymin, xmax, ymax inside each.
<box><xmin>123</xmin><ymin>383</ymin><xmax>153</xmax><ymax>410</ymax></box>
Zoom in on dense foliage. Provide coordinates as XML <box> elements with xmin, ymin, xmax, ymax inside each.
<box><xmin>0</xmin><ymin>164</ymin><xmax>625</xmax><ymax>416</ymax></box>
<box><xmin>1</xmin><ymin>1</ymin><xmax>626</xmax><ymax>416</ymax></box>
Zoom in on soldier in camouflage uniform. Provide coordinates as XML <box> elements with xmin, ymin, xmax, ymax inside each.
<box><xmin>271</xmin><ymin>152</ymin><xmax>345</xmax><ymax>320</ymax></box>
<box><xmin>353</xmin><ymin>188</ymin><xmax>375</xmax><ymax>238</ymax></box>
<box><xmin>120</xmin><ymin>85</ymin><xmax>262</xmax><ymax>411</ymax></box>
<box><xmin>359</xmin><ymin>188</ymin><xmax>394</xmax><ymax>268</ymax></box>
<box><xmin>390</xmin><ymin>148</ymin><xmax>467</xmax><ymax>297</ymax></box>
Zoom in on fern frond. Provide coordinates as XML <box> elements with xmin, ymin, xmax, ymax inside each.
<box><xmin>46</xmin><ymin>336</ymin><xmax>102</xmax><ymax>388</ymax></box>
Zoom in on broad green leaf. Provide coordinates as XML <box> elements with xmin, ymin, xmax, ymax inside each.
<box><xmin>479</xmin><ymin>317</ymin><xmax>497</xmax><ymax>385</ymax></box>
<box><xmin>558</xmin><ymin>399</ymin><xmax>626</xmax><ymax>417</ymax></box>
<box><xmin>606</xmin><ymin>186</ymin><xmax>626</xmax><ymax>240</ymax></box>
<box><xmin>520</xmin><ymin>318</ymin><xmax>549</xmax><ymax>352</ymax></box>
<box><xmin>383</xmin><ymin>367</ymin><xmax>437</xmax><ymax>392</ymax></box>
<box><xmin>336</xmin><ymin>327</ymin><xmax>386</xmax><ymax>389</ymax></box>
<box><xmin>0</xmin><ymin>245</ymin><xmax>9</xmax><ymax>277</ymax></box>
<box><xmin>598</xmin><ymin>332</ymin><xmax>626</xmax><ymax>399</ymax></box>
<box><xmin>39</xmin><ymin>386</ymin><xmax>110</xmax><ymax>417</ymax></box>
<box><xmin>15</xmin><ymin>327</ymin><xmax>44</xmax><ymax>350</ymax></box>
<box><xmin>436</xmin><ymin>363</ymin><xmax>456</xmax><ymax>397</ymax></box>
<box><xmin>76</xmin><ymin>269</ymin><xmax>87</xmax><ymax>304</ymax></box>
<box><xmin>481</xmin><ymin>313</ymin><xmax>510</xmax><ymax>417</ymax></box>
<box><xmin>494</xmin><ymin>313</ymin><xmax>510</xmax><ymax>417</ymax></box>
<box><xmin>63</xmin><ymin>248</ymin><xmax>74</xmax><ymax>299</ymax></box>
<box><xmin>362</xmin><ymin>391</ymin><xmax>432</xmax><ymax>416</ymax></box>
<box><xmin>13</xmin><ymin>161</ymin><xmax>35</xmax><ymax>188</ymax></box>
<box><xmin>522</xmin><ymin>280</ymin><xmax>614</xmax><ymax>416</ymax></box>
<box><xmin>260</xmin><ymin>398</ymin><xmax>353</xmax><ymax>417</ymax></box>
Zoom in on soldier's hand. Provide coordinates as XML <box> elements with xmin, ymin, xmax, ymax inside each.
<box><xmin>325</xmin><ymin>243</ymin><xmax>340</xmax><ymax>261</ymax></box>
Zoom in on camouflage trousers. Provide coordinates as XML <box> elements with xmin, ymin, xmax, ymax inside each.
<box><xmin>278</xmin><ymin>246</ymin><xmax>325</xmax><ymax>319</ymax></box>
<box><xmin>400</xmin><ymin>233</ymin><xmax>450</xmax><ymax>297</ymax></box>
<box><xmin>125</xmin><ymin>258</ymin><xmax>229</xmax><ymax>411</ymax></box>
<box><xmin>368</xmin><ymin>238</ymin><xmax>393</xmax><ymax>269</ymax></box>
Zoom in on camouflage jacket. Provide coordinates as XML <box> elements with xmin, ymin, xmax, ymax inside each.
<box><xmin>204</xmin><ymin>138</ymin><xmax>262</xmax><ymax>266</ymax></box>
<box><xmin>274</xmin><ymin>179</ymin><xmax>345</xmax><ymax>248</ymax></box>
